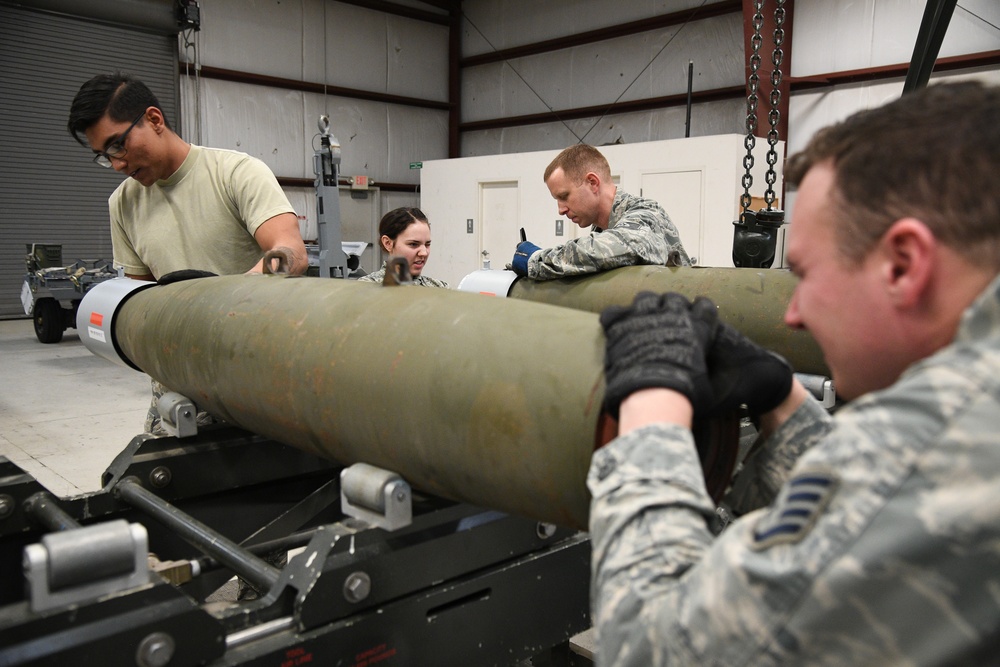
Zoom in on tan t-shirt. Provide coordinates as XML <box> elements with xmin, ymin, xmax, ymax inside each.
<box><xmin>108</xmin><ymin>145</ymin><xmax>294</xmax><ymax>278</ymax></box>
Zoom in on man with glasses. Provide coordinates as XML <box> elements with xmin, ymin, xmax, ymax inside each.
<box><xmin>67</xmin><ymin>72</ymin><xmax>307</xmax><ymax>282</ymax></box>
<box><xmin>68</xmin><ymin>72</ymin><xmax>308</xmax><ymax>436</ymax></box>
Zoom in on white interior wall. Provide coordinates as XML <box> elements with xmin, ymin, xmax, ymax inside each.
<box><xmin>786</xmin><ymin>0</ymin><xmax>1000</xmax><ymax>156</ymax></box>
<box><xmin>193</xmin><ymin>0</ymin><xmax>448</xmax><ymax>100</ymax></box>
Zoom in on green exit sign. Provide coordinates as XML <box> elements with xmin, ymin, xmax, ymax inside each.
<box><xmin>409</xmin><ymin>161</ymin><xmax>423</xmax><ymax>169</ymax></box>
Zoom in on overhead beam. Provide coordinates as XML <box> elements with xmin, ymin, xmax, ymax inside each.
<box><xmin>788</xmin><ymin>49</ymin><xmax>1000</xmax><ymax>90</ymax></box>
<box><xmin>458</xmin><ymin>85</ymin><xmax>744</xmax><ymax>133</ymax></box>
<box><xmin>333</xmin><ymin>0</ymin><xmax>450</xmax><ymax>25</ymax></box>
<box><xmin>187</xmin><ymin>64</ymin><xmax>450</xmax><ymax>111</ymax></box>
<box><xmin>460</xmin><ymin>0</ymin><xmax>741</xmax><ymax>68</ymax></box>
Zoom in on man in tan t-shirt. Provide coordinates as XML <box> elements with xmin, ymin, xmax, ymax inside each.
<box><xmin>68</xmin><ymin>72</ymin><xmax>307</xmax><ymax>281</ymax></box>
<box><xmin>68</xmin><ymin>72</ymin><xmax>309</xmax><ymax>435</ymax></box>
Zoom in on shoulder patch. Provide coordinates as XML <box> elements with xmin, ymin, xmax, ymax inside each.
<box><xmin>751</xmin><ymin>469</ymin><xmax>838</xmax><ymax>550</ymax></box>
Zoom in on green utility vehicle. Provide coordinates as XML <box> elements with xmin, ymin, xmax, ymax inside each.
<box><xmin>21</xmin><ymin>244</ymin><xmax>118</xmax><ymax>344</ymax></box>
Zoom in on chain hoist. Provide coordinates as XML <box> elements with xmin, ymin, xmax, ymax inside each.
<box><xmin>733</xmin><ymin>0</ymin><xmax>786</xmax><ymax>269</ymax></box>
<box><xmin>739</xmin><ymin>0</ymin><xmax>764</xmax><ymax>216</ymax></box>
<box><xmin>764</xmin><ymin>0</ymin><xmax>785</xmax><ymax>209</ymax></box>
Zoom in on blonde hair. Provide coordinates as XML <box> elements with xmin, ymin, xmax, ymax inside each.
<box><xmin>544</xmin><ymin>144</ymin><xmax>612</xmax><ymax>184</ymax></box>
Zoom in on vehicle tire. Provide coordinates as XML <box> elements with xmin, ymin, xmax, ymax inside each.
<box><xmin>33</xmin><ymin>299</ymin><xmax>64</xmax><ymax>343</ymax></box>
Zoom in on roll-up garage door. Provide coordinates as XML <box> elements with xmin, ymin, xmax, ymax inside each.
<box><xmin>0</xmin><ymin>2</ymin><xmax>179</xmax><ymax>318</ymax></box>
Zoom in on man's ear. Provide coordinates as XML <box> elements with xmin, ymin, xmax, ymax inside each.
<box><xmin>880</xmin><ymin>218</ymin><xmax>935</xmax><ymax>308</ymax></box>
<box><xmin>584</xmin><ymin>172</ymin><xmax>601</xmax><ymax>192</ymax></box>
<box><xmin>145</xmin><ymin>106</ymin><xmax>166</xmax><ymax>133</ymax></box>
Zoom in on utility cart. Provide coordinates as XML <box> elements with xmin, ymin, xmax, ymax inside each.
<box><xmin>21</xmin><ymin>243</ymin><xmax>118</xmax><ymax>343</ymax></box>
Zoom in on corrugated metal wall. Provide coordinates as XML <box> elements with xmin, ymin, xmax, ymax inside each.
<box><xmin>0</xmin><ymin>4</ymin><xmax>177</xmax><ymax>318</ymax></box>
<box><xmin>458</xmin><ymin>0</ymin><xmax>747</xmax><ymax>155</ymax></box>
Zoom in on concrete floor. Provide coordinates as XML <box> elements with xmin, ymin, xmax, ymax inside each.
<box><xmin>0</xmin><ymin>317</ymin><xmax>151</xmax><ymax>497</ymax></box>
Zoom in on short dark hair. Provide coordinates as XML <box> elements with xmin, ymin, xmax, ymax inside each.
<box><xmin>544</xmin><ymin>144</ymin><xmax>612</xmax><ymax>183</ymax></box>
<box><xmin>379</xmin><ymin>207</ymin><xmax>429</xmax><ymax>239</ymax></box>
<box><xmin>785</xmin><ymin>80</ymin><xmax>1000</xmax><ymax>268</ymax></box>
<box><xmin>67</xmin><ymin>72</ymin><xmax>169</xmax><ymax>146</ymax></box>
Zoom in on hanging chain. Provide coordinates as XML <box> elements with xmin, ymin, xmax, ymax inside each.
<box><xmin>764</xmin><ymin>0</ymin><xmax>785</xmax><ymax>210</ymax></box>
<box><xmin>740</xmin><ymin>0</ymin><xmax>765</xmax><ymax>217</ymax></box>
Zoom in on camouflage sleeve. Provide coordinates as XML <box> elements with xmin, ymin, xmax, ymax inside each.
<box><xmin>589</xmin><ymin>377</ymin><xmax>1000</xmax><ymax>665</ymax></box>
<box><xmin>588</xmin><ymin>423</ymin><xmax>717</xmax><ymax>665</ymax></box>
<box><xmin>725</xmin><ymin>395</ymin><xmax>833</xmax><ymax>515</ymax></box>
<box><xmin>527</xmin><ymin>219</ymin><xmax>677</xmax><ymax>281</ymax></box>
<box><xmin>586</xmin><ymin>417</ymin><xmax>839</xmax><ymax>666</ymax></box>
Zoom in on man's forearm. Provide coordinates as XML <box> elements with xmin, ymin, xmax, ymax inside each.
<box><xmin>617</xmin><ymin>387</ymin><xmax>693</xmax><ymax>434</ymax></box>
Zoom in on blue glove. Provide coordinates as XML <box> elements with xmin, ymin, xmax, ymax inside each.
<box><xmin>511</xmin><ymin>240</ymin><xmax>541</xmax><ymax>276</ymax></box>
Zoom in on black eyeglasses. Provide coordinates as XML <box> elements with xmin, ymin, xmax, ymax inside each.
<box><xmin>92</xmin><ymin>111</ymin><xmax>146</xmax><ymax>168</ymax></box>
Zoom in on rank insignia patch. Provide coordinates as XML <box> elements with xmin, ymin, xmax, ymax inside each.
<box><xmin>751</xmin><ymin>469</ymin><xmax>838</xmax><ymax>550</ymax></box>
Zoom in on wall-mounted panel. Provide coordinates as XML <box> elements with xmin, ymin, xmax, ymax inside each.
<box><xmin>197</xmin><ymin>0</ymin><xmax>305</xmax><ymax>79</ymax></box>
<box><xmin>386</xmin><ymin>104</ymin><xmax>450</xmax><ymax>183</ymax></box>
<box><xmin>197</xmin><ymin>78</ymin><xmax>305</xmax><ymax>177</ymax></box>
<box><xmin>386</xmin><ymin>14</ymin><xmax>449</xmax><ymax>101</ymax></box>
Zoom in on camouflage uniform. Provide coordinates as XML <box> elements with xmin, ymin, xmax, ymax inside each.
<box><xmin>588</xmin><ymin>274</ymin><xmax>1000</xmax><ymax>665</ymax></box>
<box><xmin>528</xmin><ymin>190</ymin><xmax>690</xmax><ymax>280</ymax></box>
<box><xmin>357</xmin><ymin>262</ymin><xmax>450</xmax><ymax>288</ymax></box>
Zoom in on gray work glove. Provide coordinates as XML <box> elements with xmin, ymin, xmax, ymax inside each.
<box><xmin>700</xmin><ymin>319</ymin><xmax>794</xmax><ymax>418</ymax></box>
<box><xmin>600</xmin><ymin>292</ymin><xmax>718</xmax><ymax>419</ymax></box>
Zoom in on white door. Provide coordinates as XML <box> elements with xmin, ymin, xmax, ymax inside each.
<box><xmin>479</xmin><ymin>181</ymin><xmax>520</xmax><ymax>270</ymax></box>
<box><xmin>640</xmin><ymin>170</ymin><xmax>704</xmax><ymax>265</ymax></box>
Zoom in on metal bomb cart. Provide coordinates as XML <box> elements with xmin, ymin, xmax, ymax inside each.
<box><xmin>0</xmin><ymin>431</ymin><xmax>591</xmax><ymax>667</ymax></box>
<box><xmin>21</xmin><ymin>243</ymin><xmax>118</xmax><ymax>344</ymax></box>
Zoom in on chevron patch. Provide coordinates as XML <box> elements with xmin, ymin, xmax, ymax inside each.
<box><xmin>751</xmin><ymin>469</ymin><xmax>838</xmax><ymax>550</ymax></box>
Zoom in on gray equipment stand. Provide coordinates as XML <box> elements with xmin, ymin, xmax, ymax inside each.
<box><xmin>314</xmin><ymin>115</ymin><xmax>349</xmax><ymax>279</ymax></box>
